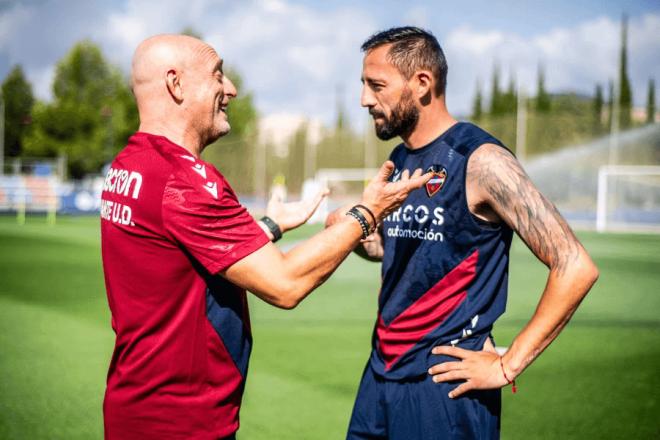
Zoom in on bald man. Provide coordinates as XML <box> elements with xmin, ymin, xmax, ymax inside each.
<box><xmin>100</xmin><ymin>34</ymin><xmax>431</xmax><ymax>439</ymax></box>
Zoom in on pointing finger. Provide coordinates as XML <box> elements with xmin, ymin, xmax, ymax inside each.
<box><xmin>406</xmin><ymin>172</ymin><xmax>433</xmax><ymax>190</ymax></box>
<box><xmin>374</xmin><ymin>160</ymin><xmax>395</xmax><ymax>182</ymax></box>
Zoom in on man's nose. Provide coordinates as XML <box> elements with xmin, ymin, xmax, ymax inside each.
<box><xmin>223</xmin><ymin>76</ymin><xmax>237</xmax><ymax>98</ymax></box>
<box><xmin>360</xmin><ymin>85</ymin><xmax>376</xmax><ymax>108</ymax></box>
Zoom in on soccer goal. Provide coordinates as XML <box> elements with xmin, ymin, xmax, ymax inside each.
<box><xmin>596</xmin><ymin>165</ymin><xmax>660</xmax><ymax>233</ymax></box>
<box><xmin>305</xmin><ymin>168</ymin><xmax>380</xmax><ymax>223</ymax></box>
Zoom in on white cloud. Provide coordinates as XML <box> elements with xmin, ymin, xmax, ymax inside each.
<box><xmin>204</xmin><ymin>2</ymin><xmax>376</xmax><ymax>125</ymax></box>
<box><xmin>1</xmin><ymin>1</ymin><xmax>658</xmax><ymax>129</ymax></box>
<box><xmin>444</xmin><ymin>13</ymin><xmax>660</xmax><ymax>115</ymax></box>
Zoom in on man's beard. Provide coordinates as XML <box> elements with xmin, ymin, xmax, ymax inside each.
<box><xmin>371</xmin><ymin>89</ymin><xmax>419</xmax><ymax>140</ymax></box>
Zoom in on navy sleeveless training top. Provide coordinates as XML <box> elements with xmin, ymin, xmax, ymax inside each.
<box><xmin>369</xmin><ymin>122</ymin><xmax>514</xmax><ymax>380</ymax></box>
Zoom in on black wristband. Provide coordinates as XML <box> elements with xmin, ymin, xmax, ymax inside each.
<box><xmin>354</xmin><ymin>204</ymin><xmax>377</xmax><ymax>228</ymax></box>
<box><xmin>260</xmin><ymin>216</ymin><xmax>282</xmax><ymax>242</ymax></box>
<box><xmin>346</xmin><ymin>206</ymin><xmax>373</xmax><ymax>239</ymax></box>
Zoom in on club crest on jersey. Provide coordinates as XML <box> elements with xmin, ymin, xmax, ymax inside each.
<box><xmin>425</xmin><ymin>165</ymin><xmax>447</xmax><ymax>197</ymax></box>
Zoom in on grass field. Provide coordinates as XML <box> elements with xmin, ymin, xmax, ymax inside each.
<box><xmin>0</xmin><ymin>215</ymin><xmax>659</xmax><ymax>439</ymax></box>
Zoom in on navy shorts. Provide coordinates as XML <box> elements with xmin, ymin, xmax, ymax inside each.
<box><xmin>346</xmin><ymin>363</ymin><xmax>501</xmax><ymax>439</ymax></box>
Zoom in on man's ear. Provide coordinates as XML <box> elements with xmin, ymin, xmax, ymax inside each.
<box><xmin>166</xmin><ymin>69</ymin><xmax>183</xmax><ymax>103</ymax></box>
<box><xmin>415</xmin><ymin>70</ymin><xmax>433</xmax><ymax>105</ymax></box>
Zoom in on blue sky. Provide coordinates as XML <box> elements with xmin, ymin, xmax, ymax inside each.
<box><xmin>1</xmin><ymin>0</ymin><xmax>658</xmax><ymax>129</ymax></box>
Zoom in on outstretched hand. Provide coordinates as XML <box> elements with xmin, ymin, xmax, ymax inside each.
<box><xmin>361</xmin><ymin>161</ymin><xmax>432</xmax><ymax>220</ymax></box>
<box><xmin>428</xmin><ymin>339</ymin><xmax>509</xmax><ymax>399</ymax></box>
<box><xmin>266</xmin><ymin>187</ymin><xmax>329</xmax><ymax>233</ymax></box>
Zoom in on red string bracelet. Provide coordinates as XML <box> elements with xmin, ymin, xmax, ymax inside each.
<box><xmin>499</xmin><ymin>356</ymin><xmax>517</xmax><ymax>394</ymax></box>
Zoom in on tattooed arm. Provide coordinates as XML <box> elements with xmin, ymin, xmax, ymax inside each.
<box><xmin>429</xmin><ymin>143</ymin><xmax>599</xmax><ymax>398</ymax></box>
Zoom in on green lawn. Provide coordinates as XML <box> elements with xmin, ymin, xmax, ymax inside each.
<box><xmin>0</xmin><ymin>216</ymin><xmax>658</xmax><ymax>439</ymax></box>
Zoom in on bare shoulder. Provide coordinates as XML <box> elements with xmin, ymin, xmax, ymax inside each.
<box><xmin>467</xmin><ymin>143</ymin><xmax>520</xmax><ymax>187</ymax></box>
<box><xmin>465</xmin><ymin>143</ymin><xmax>520</xmax><ymax>223</ymax></box>
<box><xmin>467</xmin><ymin>143</ymin><xmax>581</xmax><ymax>273</ymax></box>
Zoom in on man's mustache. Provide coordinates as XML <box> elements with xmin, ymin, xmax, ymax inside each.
<box><xmin>369</xmin><ymin>109</ymin><xmax>386</xmax><ymax>119</ymax></box>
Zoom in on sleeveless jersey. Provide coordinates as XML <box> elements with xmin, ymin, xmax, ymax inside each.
<box><xmin>369</xmin><ymin>122</ymin><xmax>514</xmax><ymax>380</ymax></box>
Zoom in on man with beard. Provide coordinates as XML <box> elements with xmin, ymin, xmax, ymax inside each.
<box><xmin>101</xmin><ymin>34</ymin><xmax>432</xmax><ymax>439</ymax></box>
<box><xmin>326</xmin><ymin>27</ymin><xmax>599</xmax><ymax>439</ymax></box>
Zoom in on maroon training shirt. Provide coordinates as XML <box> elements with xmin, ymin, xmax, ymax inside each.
<box><xmin>101</xmin><ymin>132</ymin><xmax>269</xmax><ymax>439</ymax></box>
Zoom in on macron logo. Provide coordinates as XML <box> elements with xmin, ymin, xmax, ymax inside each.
<box><xmin>192</xmin><ymin>163</ymin><xmax>207</xmax><ymax>179</ymax></box>
<box><xmin>203</xmin><ymin>181</ymin><xmax>218</xmax><ymax>199</ymax></box>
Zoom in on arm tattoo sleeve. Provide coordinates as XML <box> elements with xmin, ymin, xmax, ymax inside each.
<box><xmin>469</xmin><ymin>145</ymin><xmax>581</xmax><ymax>275</ymax></box>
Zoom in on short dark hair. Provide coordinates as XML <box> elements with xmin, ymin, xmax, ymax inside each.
<box><xmin>361</xmin><ymin>26</ymin><xmax>448</xmax><ymax>96</ymax></box>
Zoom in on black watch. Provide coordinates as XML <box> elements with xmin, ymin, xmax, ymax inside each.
<box><xmin>260</xmin><ymin>216</ymin><xmax>283</xmax><ymax>242</ymax></box>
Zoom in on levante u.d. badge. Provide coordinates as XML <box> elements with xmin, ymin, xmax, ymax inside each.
<box><xmin>425</xmin><ymin>165</ymin><xmax>447</xmax><ymax>197</ymax></box>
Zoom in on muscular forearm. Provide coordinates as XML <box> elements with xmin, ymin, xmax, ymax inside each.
<box><xmin>280</xmin><ymin>216</ymin><xmax>365</xmax><ymax>304</ymax></box>
<box><xmin>225</xmin><ymin>214</ymin><xmax>365</xmax><ymax>309</ymax></box>
<box><xmin>225</xmin><ymin>161</ymin><xmax>431</xmax><ymax>309</ymax></box>
<box><xmin>502</xmin><ymin>249</ymin><xmax>599</xmax><ymax>378</ymax></box>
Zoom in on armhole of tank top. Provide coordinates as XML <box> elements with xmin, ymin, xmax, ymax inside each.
<box><xmin>461</xmin><ymin>142</ymin><xmax>504</xmax><ymax>232</ymax></box>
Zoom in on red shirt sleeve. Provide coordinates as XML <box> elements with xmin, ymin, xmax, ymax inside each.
<box><xmin>161</xmin><ymin>171</ymin><xmax>269</xmax><ymax>274</ymax></box>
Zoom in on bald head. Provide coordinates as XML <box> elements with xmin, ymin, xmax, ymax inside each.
<box><xmin>131</xmin><ymin>34</ymin><xmax>216</xmax><ymax>101</ymax></box>
<box><xmin>130</xmin><ymin>34</ymin><xmax>237</xmax><ymax>154</ymax></box>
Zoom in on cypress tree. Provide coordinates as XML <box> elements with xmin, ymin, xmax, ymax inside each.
<box><xmin>594</xmin><ymin>83</ymin><xmax>604</xmax><ymax>132</ymax></box>
<box><xmin>504</xmin><ymin>74</ymin><xmax>517</xmax><ymax>114</ymax></box>
<box><xmin>490</xmin><ymin>63</ymin><xmax>502</xmax><ymax>115</ymax></box>
<box><xmin>536</xmin><ymin>64</ymin><xmax>551</xmax><ymax>112</ymax></box>
<box><xmin>1</xmin><ymin>65</ymin><xmax>35</xmax><ymax>157</ymax></box>
<box><xmin>647</xmin><ymin>78</ymin><xmax>656</xmax><ymax>124</ymax></box>
<box><xmin>618</xmin><ymin>14</ymin><xmax>632</xmax><ymax>128</ymax></box>
<box><xmin>472</xmin><ymin>80</ymin><xmax>483</xmax><ymax>121</ymax></box>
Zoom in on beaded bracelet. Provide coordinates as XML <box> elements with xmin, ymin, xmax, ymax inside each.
<box><xmin>346</xmin><ymin>206</ymin><xmax>372</xmax><ymax>239</ymax></box>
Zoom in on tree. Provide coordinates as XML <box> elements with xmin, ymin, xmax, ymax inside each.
<box><xmin>593</xmin><ymin>83</ymin><xmax>604</xmax><ymax>132</ymax></box>
<box><xmin>1</xmin><ymin>65</ymin><xmax>35</xmax><ymax>157</ymax></box>
<box><xmin>501</xmin><ymin>73</ymin><xmax>517</xmax><ymax>114</ymax></box>
<box><xmin>647</xmin><ymin>78</ymin><xmax>656</xmax><ymax>124</ymax></box>
<box><xmin>23</xmin><ymin>40</ymin><xmax>137</xmax><ymax>178</ymax></box>
<box><xmin>202</xmin><ymin>68</ymin><xmax>259</xmax><ymax>194</ymax></box>
<box><xmin>472</xmin><ymin>80</ymin><xmax>483</xmax><ymax>121</ymax></box>
<box><xmin>223</xmin><ymin>68</ymin><xmax>257</xmax><ymax>138</ymax></box>
<box><xmin>335</xmin><ymin>84</ymin><xmax>347</xmax><ymax>133</ymax></box>
<box><xmin>607</xmin><ymin>79</ymin><xmax>614</xmax><ymax>130</ymax></box>
<box><xmin>489</xmin><ymin>63</ymin><xmax>502</xmax><ymax>115</ymax></box>
<box><xmin>180</xmin><ymin>26</ymin><xmax>203</xmax><ymax>39</ymax></box>
<box><xmin>536</xmin><ymin>64</ymin><xmax>551</xmax><ymax>112</ymax></box>
<box><xmin>618</xmin><ymin>15</ymin><xmax>632</xmax><ymax>129</ymax></box>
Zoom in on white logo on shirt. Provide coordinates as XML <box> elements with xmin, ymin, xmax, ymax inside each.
<box><xmin>203</xmin><ymin>181</ymin><xmax>218</xmax><ymax>199</ymax></box>
<box><xmin>102</xmin><ymin>167</ymin><xmax>143</xmax><ymax>200</ymax></box>
<box><xmin>192</xmin><ymin>163</ymin><xmax>207</xmax><ymax>179</ymax></box>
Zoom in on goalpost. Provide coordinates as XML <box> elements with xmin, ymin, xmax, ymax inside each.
<box><xmin>305</xmin><ymin>168</ymin><xmax>380</xmax><ymax>223</ymax></box>
<box><xmin>596</xmin><ymin>165</ymin><xmax>660</xmax><ymax>233</ymax></box>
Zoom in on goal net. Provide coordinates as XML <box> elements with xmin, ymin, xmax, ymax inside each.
<box><xmin>523</xmin><ymin>124</ymin><xmax>660</xmax><ymax>233</ymax></box>
<box><xmin>596</xmin><ymin>166</ymin><xmax>660</xmax><ymax>232</ymax></box>
<box><xmin>304</xmin><ymin>168</ymin><xmax>379</xmax><ymax>223</ymax></box>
